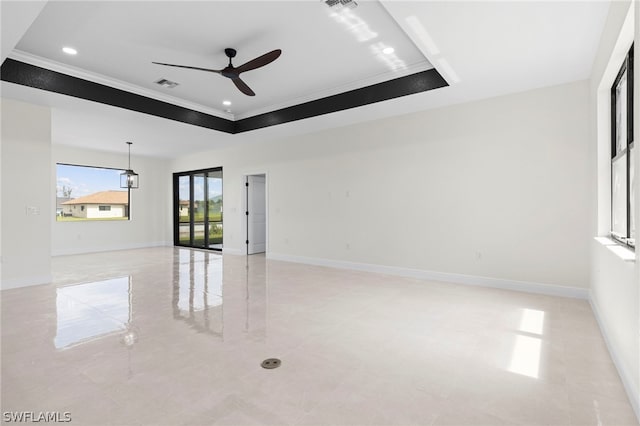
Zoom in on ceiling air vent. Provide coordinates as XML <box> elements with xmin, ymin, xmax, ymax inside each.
<box><xmin>324</xmin><ymin>0</ymin><xmax>358</xmax><ymax>10</ymax></box>
<box><xmin>155</xmin><ymin>78</ymin><xmax>179</xmax><ymax>89</ymax></box>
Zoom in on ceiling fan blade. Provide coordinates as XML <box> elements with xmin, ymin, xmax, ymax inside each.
<box><xmin>235</xmin><ymin>49</ymin><xmax>282</xmax><ymax>74</ymax></box>
<box><xmin>232</xmin><ymin>77</ymin><xmax>255</xmax><ymax>96</ymax></box>
<box><xmin>152</xmin><ymin>62</ymin><xmax>221</xmax><ymax>74</ymax></box>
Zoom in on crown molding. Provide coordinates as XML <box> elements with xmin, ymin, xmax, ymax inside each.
<box><xmin>2</xmin><ymin>57</ymin><xmax>446</xmax><ymax>134</ymax></box>
<box><xmin>234</xmin><ymin>60</ymin><xmax>432</xmax><ymax>120</ymax></box>
<box><xmin>9</xmin><ymin>50</ymin><xmax>235</xmax><ymax>121</ymax></box>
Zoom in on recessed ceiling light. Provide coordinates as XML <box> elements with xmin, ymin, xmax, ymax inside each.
<box><xmin>382</xmin><ymin>47</ymin><xmax>395</xmax><ymax>55</ymax></box>
<box><xmin>222</xmin><ymin>100</ymin><xmax>232</xmax><ymax>106</ymax></box>
<box><xmin>62</xmin><ymin>47</ymin><xmax>77</xmax><ymax>55</ymax></box>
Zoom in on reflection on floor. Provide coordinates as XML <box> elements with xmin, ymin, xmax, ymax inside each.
<box><xmin>1</xmin><ymin>247</ymin><xmax>637</xmax><ymax>425</ymax></box>
<box><xmin>55</xmin><ymin>276</ymin><xmax>132</xmax><ymax>349</ymax></box>
<box><xmin>173</xmin><ymin>250</ymin><xmax>224</xmax><ymax>337</ymax></box>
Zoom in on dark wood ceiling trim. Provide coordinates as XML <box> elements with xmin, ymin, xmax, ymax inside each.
<box><xmin>1</xmin><ymin>58</ymin><xmax>448</xmax><ymax>134</ymax></box>
<box><xmin>235</xmin><ymin>69</ymin><xmax>448</xmax><ymax>132</ymax></box>
<box><xmin>0</xmin><ymin>59</ymin><xmax>235</xmax><ymax>133</ymax></box>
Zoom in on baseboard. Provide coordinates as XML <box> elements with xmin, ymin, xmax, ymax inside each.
<box><xmin>266</xmin><ymin>252</ymin><xmax>589</xmax><ymax>299</ymax></box>
<box><xmin>589</xmin><ymin>294</ymin><xmax>640</xmax><ymax>422</ymax></box>
<box><xmin>222</xmin><ymin>247</ymin><xmax>244</xmax><ymax>255</ymax></box>
<box><xmin>1</xmin><ymin>274</ymin><xmax>52</xmax><ymax>291</ymax></box>
<box><xmin>52</xmin><ymin>241</ymin><xmax>171</xmax><ymax>257</ymax></box>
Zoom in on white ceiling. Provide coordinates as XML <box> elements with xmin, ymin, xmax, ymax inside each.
<box><xmin>13</xmin><ymin>0</ymin><xmax>432</xmax><ymax>119</ymax></box>
<box><xmin>1</xmin><ymin>0</ymin><xmax>610</xmax><ymax>159</ymax></box>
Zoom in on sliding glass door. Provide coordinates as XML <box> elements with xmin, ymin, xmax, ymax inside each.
<box><xmin>174</xmin><ymin>167</ymin><xmax>223</xmax><ymax>251</ymax></box>
<box><xmin>207</xmin><ymin>170</ymin><xmax>223</xmax><ymax>249</ymax></box>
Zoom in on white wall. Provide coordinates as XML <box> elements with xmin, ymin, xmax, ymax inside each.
<box><xmin>52</xmin><ymin>145</ymin><xmax>171</xmax><ymax>255</ymax></box>
<box><xmin>172</xmin><ymin>80</ymin><xmax>590</xmax><ymax>291</ymax></box>
<box><xmin>0</xmin><ymin>98</ymin><xmax>173</xmax><ymax>288</ymax></box>
<box><xmin>589</xmin><ymin>0</ymin><xmax>640</xmax><ymax>419</ymax></box>
<box><xmin>1</xmin><ymin>98</ymin><xmax>52</xmax><ymax>289</ymax></box>
<box><xmin>85</xmin><ymin>204</ymin><xmax>126</xmax><ymax>219</ymax></box>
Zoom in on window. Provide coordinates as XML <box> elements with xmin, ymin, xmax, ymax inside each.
<box><xmin>56</xmin><ymin>163</ymin><xmax>129</xmax><ymax>221</ymax></box>
<box><xmin>611</xmin><ymin>46</ymin><xmax>635</xmax><ymax>249</ymax></box>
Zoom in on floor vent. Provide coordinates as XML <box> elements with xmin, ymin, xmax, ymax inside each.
<box><xmin>261</xmin><ymin>358</ymin><xmax>281</xmax><ymax>369</ymax></box>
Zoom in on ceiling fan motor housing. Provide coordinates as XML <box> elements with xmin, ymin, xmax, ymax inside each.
<box><xmin>152</xmin><ymin>47</ymin><xmax>281</xmax><ymax>96</ymax></box>
<box><xmin>222</xmin><ymin>48</ymin><xmax>238</xmax><ymax>78</ymax></box>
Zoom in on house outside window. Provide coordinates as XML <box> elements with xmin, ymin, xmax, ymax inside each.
<box><xmin>56</xmin><ymin>164</ymin><xmax>130</xmax><ymax>221</ymax></box>
<box><xmin>61</xmin><ymin>192</ymin><xmax>127</xmax><ymax>219</ymax></box>
<box><xmin>611</xmin><ymin>45</ymin><xmax>636</xmax><ymax>249</ymax></box>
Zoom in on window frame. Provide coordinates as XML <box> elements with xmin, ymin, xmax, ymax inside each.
<box><xmin>610</xmin><ymin>45</ymin><xmax>635</xmax><ymax>249</ymax></box>
<box><xmin>56</xmin><ymin>162</ymin><xmax>131</xmax><ymax>221</ymax></box>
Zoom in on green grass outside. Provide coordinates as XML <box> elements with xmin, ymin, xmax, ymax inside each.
<box><xmin>57</xmin><ymin>216</ymin><xmax>129</xmax><ymax>222</ymax></box>
<box><xmin>192</xmin><ymin>236</ymin><xmax>223</xmax><ymax>245</ymax></box>
<box><xmin>179</xmin><ymin>212</ymin><xmax>222</xmax><ymax>223</ymax></box>
<box><xmin>180</xmin><ymin>222</ymin><xmax>223</xmax><ymax>246</ymax></box>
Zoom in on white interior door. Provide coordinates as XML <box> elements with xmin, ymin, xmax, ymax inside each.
<box><xmin>247</xmin><ymin>175</ymin><xmax>266</xmax><ymax>254</ymax></box>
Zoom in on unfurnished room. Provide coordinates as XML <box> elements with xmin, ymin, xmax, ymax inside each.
<box><xmin>1</xmin><ymin>1</ymin><xmax>639</xmax><ymax>425</ymax></box>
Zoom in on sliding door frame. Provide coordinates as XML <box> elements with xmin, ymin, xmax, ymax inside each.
<box><xmin>173</xmin><ymin>167</ymin><xmax>223</xmax><ymax>252</ymax></box>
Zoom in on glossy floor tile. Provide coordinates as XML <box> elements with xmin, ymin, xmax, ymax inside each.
<box><xmin>1</xmin><ymin>247</ymin><xmax>637</xmax><ymax>425</ymax></box>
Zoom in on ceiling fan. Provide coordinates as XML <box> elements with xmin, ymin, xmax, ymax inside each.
<box><xmin>152</xmin><ymin>48</ymin><xmax>281</xmax><ymax>97</ymax></box>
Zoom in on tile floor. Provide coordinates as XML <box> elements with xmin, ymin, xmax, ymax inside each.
<box><xmin>1</xmin><ymin>247</ymin><xmax>638</xmax><ymax>425</ymax></box>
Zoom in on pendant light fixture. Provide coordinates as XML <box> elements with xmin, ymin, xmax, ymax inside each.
<box><xmin>120</xmin><ymin>142</ymin><xmax>139</xmax><ymax>189</ymax></box>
